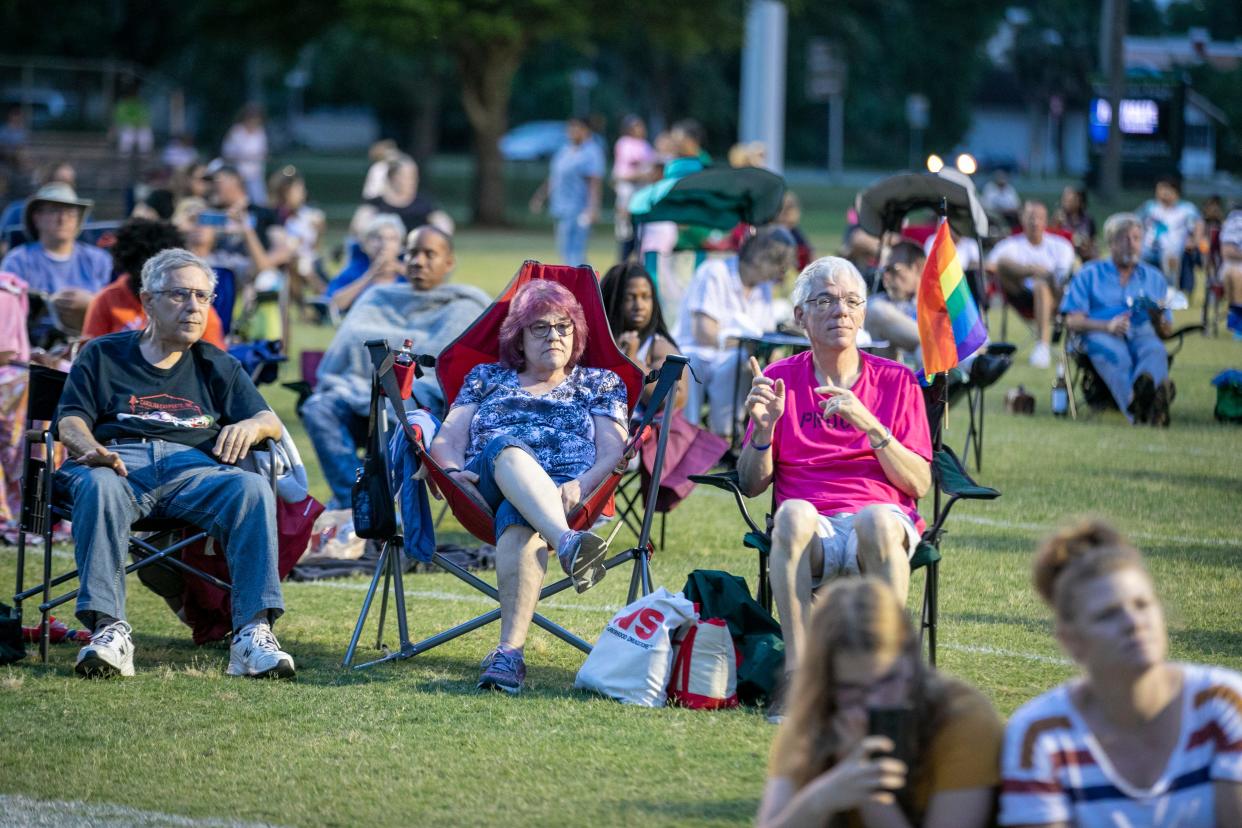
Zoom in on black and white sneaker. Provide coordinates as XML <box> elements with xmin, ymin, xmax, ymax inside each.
<box><xmin>557</xmin><ymin>531</ymin><xmax>609</xmax><ymax>594</ymax></box>
<box><xmin>75</xmin><ymin>619</ymin><xmax>135</xmax><ymax>678</ymax></box>
<box><xmin>227</xmin><ymin>622</ymin><xmax>296</xmax><ymax>679</ymax></box>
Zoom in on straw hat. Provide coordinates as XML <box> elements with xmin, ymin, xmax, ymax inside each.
<box><xmin>23</xmin><ymin>182</ymin><xmax>93</xmax><ymax>241</ymax></box>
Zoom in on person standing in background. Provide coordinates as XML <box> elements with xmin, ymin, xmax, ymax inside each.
<box><xmin>611</xmin><ymin>115</ymin><xmax>655</xmax><ymax>261</ymax></box>
<box><xmin>222</xmin><ymin>104</ymin><xmax>269</xmax><ymax>206</ymax></box>
<box><xmin>529</xmin><ymin>117</ymin><xmax>604</xmax><ymax>267</ymax></box>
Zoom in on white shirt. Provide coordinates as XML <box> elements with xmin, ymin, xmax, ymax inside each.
<box><xmin>1220</xmin><ymin>209</ymin><xmax>1242</xmax><ymax>250</ymax></box>
<box><xmin>986</xmin><ymin>232</ymin><xmax>1076</xmax><ymax>287</ymax></box>
<box><xmin>674</xmin><ymin>256</ymin><xmax>776</xmax><ymax>359</ymax></box>
<box><xmin>923</xmin><ymin>234</ymin><xmax>982</xmax><ymax>273</ymax></box>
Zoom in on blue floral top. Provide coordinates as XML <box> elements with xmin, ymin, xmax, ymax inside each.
<box><xmin>455</xmin><ymin>363</ymin><xmax>628</xmax><ymax>479</ymax></box>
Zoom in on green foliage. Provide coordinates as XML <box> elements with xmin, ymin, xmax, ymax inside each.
<box><xmin>784</xmin><ymin>0</ymin><xmax>1007</xmax><ymax>166</ymax></box>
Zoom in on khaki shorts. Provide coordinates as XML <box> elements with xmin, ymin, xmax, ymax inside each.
<box><xmin>810</xmin><ymin>505</ymin><xmax>920</xmax><ymax>590</ymax></box>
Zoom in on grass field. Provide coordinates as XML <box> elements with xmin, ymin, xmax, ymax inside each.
<box><xmin>2</xmin><ymin>168</ymin><xmax>1241</xmax><ymax>826</ymax></box>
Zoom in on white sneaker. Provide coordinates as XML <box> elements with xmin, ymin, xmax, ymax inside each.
<box><xmin>1168</xmin><ymin>289</ymin><xmax>1189</xmax><ymax>311</ymax></box>
<box><xmin>1029</xmin><ymin>341</ymin><xmax>1051</xmax><ymax>369</ymax></box>
<box><xmin>75</xmin><ymin>619</ymin><xmax>135</xmax><ymax>678</ymax></box>
<box><xmin>227</xmin><ymin>622</ymin><xmax>295</xmax><ymax>679</ymax></box>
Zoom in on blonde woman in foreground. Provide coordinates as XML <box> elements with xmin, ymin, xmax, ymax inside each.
<box><xmin>757</xmin><ymin>577</ymin><xmax>1002</xmax><ymax>827</ymax></box>
<box><xmin>999</xmin><ymin>520</ymin><xmax>1242</xmax><ymax>827</ymax></box>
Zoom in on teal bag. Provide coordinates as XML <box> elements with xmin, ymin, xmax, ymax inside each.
<box><xmin>682</xmin><ymin>570</ymin><xmax>784</xmax><ymax>705</ymax></box>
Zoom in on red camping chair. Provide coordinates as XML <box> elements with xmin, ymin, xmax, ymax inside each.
<box><xmin>343</xmin><ymin>261</ymin><xmax>689</xmax><ymax>669</ymax></box>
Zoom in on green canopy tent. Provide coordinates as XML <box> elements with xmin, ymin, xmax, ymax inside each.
<box><xmin>628</xmin><ymin>166</ymin><xmax>787</xmax><ymax>230</ymax></box>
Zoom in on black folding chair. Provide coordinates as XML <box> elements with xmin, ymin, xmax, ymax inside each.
<box><xmin>11</xmin><ymin>364</ymin><xmax>276</xmax><ymax>662</ymax></box>
<box><xmin>689</xmin><ymin>376</ymin><xmax>999</xmax><ymax>665</ymax></box>
<box><xmin>1061</xmin><ymin>322</ymin><xmax>1205</xmax><ymax>420</ymax></box>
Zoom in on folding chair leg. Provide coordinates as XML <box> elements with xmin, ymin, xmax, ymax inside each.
<box><xmin>376</xmin><ymin>548</ymin><xmax>393</xmax><ymax>650</ymax></box>
<box><xmin>344</xmin><ymin>539</ymin><xmax>411</xmax><ymax>668</ymax></box>
<box><xmin>757</xmin><ymin>550</ymin><xmax>772</xmax><ymax>615</ymax></box>
<box><xmin>921</xmin><ymin>560</ymin><xmax>939</xmax><ymax>667</ymax></box>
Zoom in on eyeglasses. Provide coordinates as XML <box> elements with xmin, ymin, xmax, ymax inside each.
<box><xmin>155</xmin><ymin>288</ymin><xmax>216</xmax><ymax>306</ymax></box>
<box><xmin>806</xmin><ymin>294</ymin><xmax>865</xmax><ymax>311</ymax></box>
<box><xmin>527</xmin><ymin>321</ymin><xmax>574</xmax><ymax>339</ymax></box>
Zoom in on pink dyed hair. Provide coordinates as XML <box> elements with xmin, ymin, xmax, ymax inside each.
<box><xmin>498</xmin><ymin>279</ymin><xmax>589</xmax><ymax>372</ymax></box>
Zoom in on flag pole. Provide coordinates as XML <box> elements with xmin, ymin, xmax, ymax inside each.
<box><xmin>935</xmin><ymin>197</ymin><xmax>949</xmax><ymax>448</ymax></box>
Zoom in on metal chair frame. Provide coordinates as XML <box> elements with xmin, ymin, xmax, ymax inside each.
<box><xmin>11</xmin><ymin>364</ymin><xmax>276</xmax><ymax>662</ymax></box>
<box><xmin>342</xmin><ymin>344</ymin><xmax>689</xmax><ymax>670</ymax></box>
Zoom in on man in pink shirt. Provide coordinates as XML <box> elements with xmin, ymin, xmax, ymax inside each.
<box><xmin>736</xmin><ymin>256</ymin><xmax>932</xmax><ymax>722</ymax></box>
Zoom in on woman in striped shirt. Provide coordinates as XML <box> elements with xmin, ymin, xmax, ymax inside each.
<box><xmin>1000</xmin><ymin>520</ymin><xmax>1242</xmax><ymax>827</ymax></box>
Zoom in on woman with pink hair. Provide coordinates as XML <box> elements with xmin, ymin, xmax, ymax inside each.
<box><xmin>430</xmin><ymin>279</ymin><xmax>628</xmax><ymax>694</ymax></box>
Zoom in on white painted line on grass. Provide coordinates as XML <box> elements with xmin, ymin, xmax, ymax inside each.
<box><xmin>290</xmin><ymin>580</ymin><xmax>1075</xmax><ymax>666</ymax></box>
<box><xmin>937</xmin><ymin>643</ymin><xmax>1071</xmax><ymax>666</ymax></box>
<box><xmin>0</xmin><ymin>794</ymin><xmax>286</xmax><ymax>828</ymax></box>
<box><xmin>952</xmin><ymin>515</ymin><xmax>1241</xmax><ymax>549</ymax></box>
<box><xmin>288</xmin><ymin>578</ymin><xmax>615</xmax><ymax>613</ymax></box>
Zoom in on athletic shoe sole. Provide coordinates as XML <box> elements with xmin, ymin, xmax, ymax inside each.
<box><xmin>477</xmin><ymin>676</ymin><xmax>522</xmax><ymax>694</ymax></box>
<box><xmin>226</xmin><ymin>659</ymin><xmax>296</xmax><ymax>680</ymax></box>
<box><xmin>75</xmin><ymin>653</ymin><xmax>133</xmax><ymax>678</ymax></box>
<box><xmin>568</xmin><ymin>534</ymin><xmax>608</xmax><ymax>594</ymax></box>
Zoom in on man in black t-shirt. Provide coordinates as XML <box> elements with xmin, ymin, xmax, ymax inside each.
<box><xmin>54</xmin><ymin>247</ymin><xmax>296</xmax><ymax>679</ymax></box>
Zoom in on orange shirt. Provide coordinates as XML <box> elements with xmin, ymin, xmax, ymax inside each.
<box><xmin>81</xmin><ymin>273</ymin><xmax>226</xmax><ymax>349</ymax></box>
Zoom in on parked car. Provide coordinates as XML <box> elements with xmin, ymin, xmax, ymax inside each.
<box><xmin>499</xmin><ymin>120</ymin><xmax>567</xmax><ymax>161</ymax></box>
<box><xmin>0</xmin><ymin>87</ymin><xmax>73</xmax><ymax>129</ymax></box>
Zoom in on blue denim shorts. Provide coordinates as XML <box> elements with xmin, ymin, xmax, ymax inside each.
<box><xmin>464</xmin><ymin>435</ymin><xmax>571</xmax><ymax>541</ymax></box>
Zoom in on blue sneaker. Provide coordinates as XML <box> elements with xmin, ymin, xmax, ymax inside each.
<box><xmin>478</xmin><ymin>646</ymin><xmax>526</xmax><ymax>694</ymax></box>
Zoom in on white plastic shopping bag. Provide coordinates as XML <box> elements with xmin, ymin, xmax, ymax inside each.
<box><xmin>668</xmin><ymin>617</ymin><xmax>739</xmax><ymax>709</ymax></box>
<box><xmin>574</xmin><ymin>587</ymin><xmax>697</xmax><ymax>707</ymax></box>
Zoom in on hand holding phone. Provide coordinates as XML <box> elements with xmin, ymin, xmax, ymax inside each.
<box><xmin>868</xmin><ymin>705</ymin><xmax>915</xmax><ymax>770</ymax></box>
<box><xmin>197</xmin><ymin>211</ymin><xmax>229</xmax><ymax>228</ymax></box>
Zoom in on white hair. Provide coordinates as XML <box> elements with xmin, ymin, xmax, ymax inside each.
<box><xmin>365</xmin><ymin>213</ymin><xmax>405</xmax><ymax>240</ymax></box>
<box><xmin>1102</xmin><ymin>212</ymin><xmax>1142</xmax><ymax>247</ymax></box>
<box><xmin>790</xmin><ymin>256</ymin><xmax>868</xmax><ymax>308</ymax></box>
<box><xmin>140</xmin><ymin>247</ymin><xmax>217</xmax><ymax>294</ymax></box>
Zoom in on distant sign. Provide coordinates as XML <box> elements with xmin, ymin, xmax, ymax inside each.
<box><xmin>807</xmin><ymin>38</ymin><xmax>847</xmax><ymax>102</ymax></box>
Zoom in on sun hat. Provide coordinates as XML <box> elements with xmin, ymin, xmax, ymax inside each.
<box><xmin>23</xmin><ymin>182</ymin><xmax>93</xmax><ymax>241</ymax></box>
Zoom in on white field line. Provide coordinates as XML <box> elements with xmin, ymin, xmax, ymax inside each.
<box><xmin>951</xmin><ymin>514</ymin><xmax>1242</xmax><ymax>549</ymax></box>
<box><xmin>0</xmin><ymin>794</ymin><xmax>286</xmax><ymax>828</ymax></box>
<box><xmin>290</xmin><ymin>580</ymin><xmax>1072</xmax><ymax>665</ymax></box>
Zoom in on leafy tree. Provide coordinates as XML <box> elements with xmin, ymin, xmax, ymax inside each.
<box><xmin>341</xmin><ymin>0</ymin><xmax>743</xmax><ymax>225</ymax></box>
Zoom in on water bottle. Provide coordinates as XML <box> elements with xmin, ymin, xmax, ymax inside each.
<box><xmin>1051</xmin><ymin>360</ymin><xmax>1069</xmax><ymax>417</ymax></box>
<box><xmin>394</xmin><ymin>338</ymin><xmax>415</xmax><ymax>367</ymax></box>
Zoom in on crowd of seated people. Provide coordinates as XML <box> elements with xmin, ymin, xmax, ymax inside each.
<box><xmin>5</xmin><ymin>133</ymin><xmax>1241</xmax><ymax>828</ymax></box>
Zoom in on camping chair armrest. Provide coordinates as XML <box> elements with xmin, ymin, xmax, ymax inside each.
<box><xmin>687</xmin><ymin>471</ymin><xmax>764</xmax><ymax>536</ymax></box>
<box><xmin>932</xmin><ymin>447</ymin><xmax>1000</xmax><ymax>501</ymax></box>
<box><xmin>1161</xmin><ymin>323</ymin><xmax>1204</xmax><ymax>358</ymax></box>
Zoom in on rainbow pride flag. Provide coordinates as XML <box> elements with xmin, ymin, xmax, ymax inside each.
<box><xmin>917</xmin><ymin>220</ymin><xmax>988</xmax><ymax>377</ymax></box>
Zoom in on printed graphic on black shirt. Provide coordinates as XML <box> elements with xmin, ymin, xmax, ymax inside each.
<box><xmin>117</xmin><ymin>394</ymin><xmax>215</xmax><ymax>430</ymax></box>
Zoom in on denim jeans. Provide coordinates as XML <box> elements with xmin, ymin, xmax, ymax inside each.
<box><xmin>465</xmin><ymin>435</ymin><xmax>571</xmax><ymax>541</ymax></box>
<box><xmin>55</xmin><ymin>441</ymin><xmax>284</xmax><ymax>629</ymax></box>
<box><xmin>301</xmin><ymin>390</ymin><xmax>365</xmax><ymax>508</ymax></box>
<box><xmin>555</xmin><ymin>218</ymin><xmax>591</xmax><ymax>268</ymax></box>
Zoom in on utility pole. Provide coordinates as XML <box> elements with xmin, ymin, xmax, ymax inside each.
<box><xmin>1101</xmin><ymin>0</ymin><xmax>1128</xmax><ymax>198</ymax></box>
<box><xmin>739</xmin><ymin>1</ymin><xmax>787</xmax><ymax>172</ymax></box>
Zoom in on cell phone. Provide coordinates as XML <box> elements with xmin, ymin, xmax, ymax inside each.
<box><xmin>868</xmin><ymin>705</ymin><xmax>915</xmax><ymax>769</ymax></box>
<box><xmin>197</xmin><ymin>211</ymin><xmax>229</xmax><ymax>227</ymax></box>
